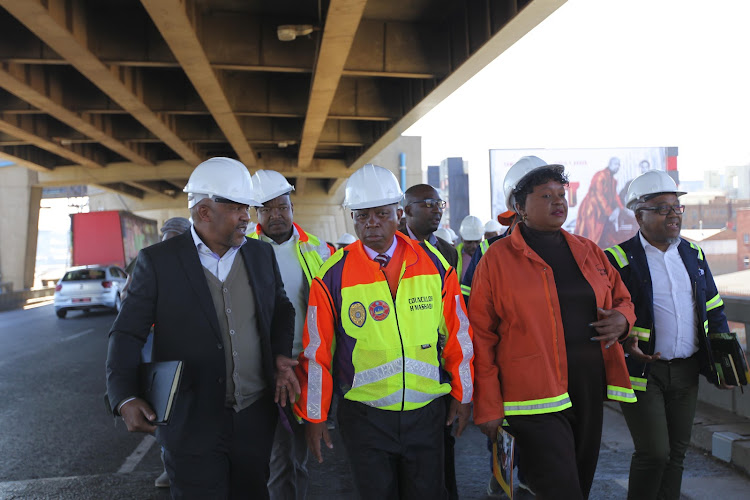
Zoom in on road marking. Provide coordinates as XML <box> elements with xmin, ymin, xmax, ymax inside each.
<box><xmin>59</xmin><ymin>328</ymin><xmax>94</xmax><ymax>342</ymax></box>
<box><xmin>117</xmin><ymin>434</ymin><xmax>156</xmax><ymax>474</ymax></box>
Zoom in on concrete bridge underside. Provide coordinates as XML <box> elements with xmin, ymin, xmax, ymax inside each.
<box><xmin>0</xmin><ymin>0</ymin><xmax>566</xmax><ymax>290</ymax></box>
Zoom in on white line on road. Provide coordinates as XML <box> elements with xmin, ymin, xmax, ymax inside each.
<box><xmin>59</xmin><ymin>328</ymin><xmax>94</xmax><ymax>342</ymax></box>
<box><xmin>117</xmin><ymin>434</ymin><xmax>156</xmax><ymax>474</ymax></box>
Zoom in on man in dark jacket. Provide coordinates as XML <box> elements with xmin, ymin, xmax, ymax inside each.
<box><xmin>400</xmin><ymin>183</ymin><xmax>459</xmax><ymax>499</ymax></box>
<box><xmin>402</xmin><ymin>184</ymin><xmax>458</xmax><ymax>267</ymax></box>
<box><xmin>606</xmin><ymin>170</ymin><xmax>733</xmax><ymax>500</ymax></box>
<box><xmin>106</xmin><ymin>157</ymin><xmax>299</xmax><ymax>499</ymax></box>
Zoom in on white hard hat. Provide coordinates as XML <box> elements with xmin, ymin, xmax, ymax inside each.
<box><xmin>343</xmin><ymin>164</ymin><xmax>403</xmax><ymax>210</ymax></box>
<box><xmin>459</xmin><ymin>215</ymin><xmax>484</xmax><ymax>241</ymax></box>
<box><xmin>336</xmin><ymin>232</ymin><xmax>357</xmax><ymax>245</ymax></box>
<box><xmin>484</xmin><ymin>220</ymin><xmax>502</xmax><ymax>232</ymax></box>
<box><xmin>446</xmin><ymin>228</ymin><xmax>458</xmax><ymax>242</ymax></box>
<box><xmin>184</xmin><ymin>157</ymin><xmax>261</xmax><ymax>208</ymax></box>
<box><xmin>252</xmin><ymin>169</ymin><xmax>294</xmax><ymax>204</ymax></box>
<box><xmin>434</xmin><ymin>228</ymin><xmax>453</xmax><ymax>243</ymax></box>
<box><xmin>503</xmin><ymin>155</ymin><xmax>550</xmax><ymax>213</ymax></box>
<box><xmin>625</xmin><ymin>170</ymin><xmax>686</xmax><ymax>210</ymax></box>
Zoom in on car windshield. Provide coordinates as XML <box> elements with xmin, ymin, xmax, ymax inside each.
<box><xmin>63</xmin><ymin>269</ymin><xmax>105</xmax><ymax>281</ymax></box>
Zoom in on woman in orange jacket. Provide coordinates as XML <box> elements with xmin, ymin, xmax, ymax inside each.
<box><xmin>469</xmin><ymin>161</ymin><xmax>636</xmax><ymax>500</ymax></box>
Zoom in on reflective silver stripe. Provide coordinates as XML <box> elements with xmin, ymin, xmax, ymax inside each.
<box><xmin>504</xmin><ymin>395</ymin><xmax>571</xmax><ymax>414</ymax></box>
<box><xmin>706</xmin><ymin>293</ymin><xmax>723</xmax><ymax>311</ymax></box>
<box><xmin>406</xmin><ymin>358</ymin><xmax>441</xmax><ymax>382</ymax></box>
<box><xmin>454</xmin><ymin>295</ymin><xmax>474</xmax><ymax>404</ymax></box>
<box><xmin>607</xmin><ymin>387</ymin><xmax>637</xmax><ymax>402</ymax></box>
<box><xmin>352</xmin><ymin>358</ymin><xmax>440</xmax><ymax>388</ymax></box>
<box><xmin>304</xmin><ymin>306</ymin><xmax>323</xmax><ymax>420</ymax></box>
<box><xmin>359</xmin><ymin>388</ymin><xmax>444</xmax><ymax>409</ymax></box>
<box><xmin>405</xmin><ymin>388</ymin><xmax>444</xmax><ymax>403</ymax></box>
<box><xmin>353</xmin><ymin>358</ymin><xmax>402</xmax><ymax>388</ymax></box>
<box><xmin>360</xmin><ymin>389</ymin><xmax>402</xmax><ymax>408</ymax></box>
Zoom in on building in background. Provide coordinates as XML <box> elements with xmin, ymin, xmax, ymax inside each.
<box><xmin>704</xmin><ymin>165</ymin><xmax>750</xmax><ymax>200</ymax></box>
<box><xmin>737</xmin><ymin>208</ymin><xmax>750</xmax><ymax>271</ymax></box>
<box><xmin>427</xmin><ymin>157</ymin><xmax>469</xmax><ymax>232</ymax></box>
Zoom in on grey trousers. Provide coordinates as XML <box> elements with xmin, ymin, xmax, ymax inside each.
<box><xmin>268</xmin><ymin>415</ymin><xmax>309</xmax><ymax>500</ymax></box>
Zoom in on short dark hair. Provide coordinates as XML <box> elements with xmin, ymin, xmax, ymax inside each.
<box><xmin>513</xmin><ymin>165</ymin><xmax>569</xmax><ymax>211</ymax></box>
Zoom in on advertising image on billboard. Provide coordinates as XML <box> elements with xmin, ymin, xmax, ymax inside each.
<box><xmin>489</xmin><ymin>147</ymin><xmax>678</xmax><ymax>248</ymax></box>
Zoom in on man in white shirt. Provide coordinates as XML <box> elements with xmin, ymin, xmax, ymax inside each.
<box><xmin>249</xmin><ymin>169</ymin><xmax>329</xmax><ymax>500</ymax></box>
<box><xmin>606</xmin><ymin>170</ymin><xmax>732</xmax><ymax>500</ymax></box>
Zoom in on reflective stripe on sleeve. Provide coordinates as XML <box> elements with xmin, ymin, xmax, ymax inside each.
<box><xmin>630</xmin><ymin>326</ymin><xmax>651</xmax><ymax>342</ymax></box>
<box><xmin>460</xmin><ymin>284</ymin><xmax>471</xmax><ymax>296</ymax></box>
<box><xmin>706</xmin><ymin>293</ymin><xmax>723</xmax><ymax>312</ymax></box>
<box><xmin>607</xmin><ymin>385</ymin><xmax>637</xmax><ymax>403</ymax></box>
<box><xmin>503</xmin><ymin>393</ymin><xmax>572</xmax><ymax>416</ymax></box>
<box><xmin>454</xmin><ymin>295</ymin><xmax>474</xmax><ymax>403</ymax></box>
<box><xmin>630</xmin><ymin>376</ymin><xmax>647</xmax><ymax>392</ymax></box>
<box><xmin>304</xmin><ymin>306</ymin><xmax>323</xmax><ymax>420</ymax></box>
<box><xmin>605</xmin><ymin>245</ymin><xmax>629</xmax><ymax>268</ymax></box>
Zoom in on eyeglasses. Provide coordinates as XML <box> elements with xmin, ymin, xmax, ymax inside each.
<box><xmin>407</xmin><ymin>198</ymin><xmax>446</xmax><ymax>209</ymax></box>
<box><xmin>638</xmin><ymin>204</ymin><xmax>685</xmax><ymax>215</ymax></box>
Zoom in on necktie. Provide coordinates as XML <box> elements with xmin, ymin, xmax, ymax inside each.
<box><xmin>374</xmin><ymin>253</ymin><xmax>390</xmax><ymax>268</ymax></box>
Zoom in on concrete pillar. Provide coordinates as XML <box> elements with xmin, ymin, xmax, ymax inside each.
<box><xmin>0</xmin><ymin>166</ymin><xmax>41</xmax><ymax>290</ymax></box>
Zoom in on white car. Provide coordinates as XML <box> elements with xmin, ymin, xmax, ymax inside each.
<box><xmin>54</xmin><ymin>265</ymin><xmax>128</xmax><ymax>319</ymax></box>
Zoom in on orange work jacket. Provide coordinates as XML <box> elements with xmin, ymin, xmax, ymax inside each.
<box><xmin>469</xmin><ymin>226</ymin><xmax>636</xmax><ymax>425</ymax></box>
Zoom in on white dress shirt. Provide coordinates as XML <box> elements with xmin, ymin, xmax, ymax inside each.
<box><xmin>191</xmin><ymin>225</ymin><xmax>245</xmax><ymax>282</ymax></box>
<box><xmin>639</xmin><ymin>232</ymin><xmax>698</xmax><ymax>360</ymax></box>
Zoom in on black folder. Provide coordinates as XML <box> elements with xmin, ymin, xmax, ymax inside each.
<box><xmin>710</xmin><ymin>333</ymin><xmax>749</xmax><ymax>390</ymax></box>
<box><xmin>138</xmin><ymin>361</ymin><xmax>184</xmax><ymax>425</ymax></box>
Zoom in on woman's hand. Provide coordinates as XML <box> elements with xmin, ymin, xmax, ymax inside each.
<box><xmin>623</xmin><ymin>336</ymin><xmax>661</xmax><ymax>363</ymax></box>
<box><xmin>590</xmin><ymin>308</ymin><xmax>628</xmax><ymax>348</ymax></box>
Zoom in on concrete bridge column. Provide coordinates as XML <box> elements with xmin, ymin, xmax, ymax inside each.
<box><xmin>0</xmin><ymin>166</ymin><xmax>42</xmax><ymax>291</ymax></box>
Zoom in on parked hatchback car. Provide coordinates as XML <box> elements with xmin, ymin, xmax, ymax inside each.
<box><xmin>54</xmin><ymin>265</ymin><xmax>128</xmax><ymax>318</ymax></box>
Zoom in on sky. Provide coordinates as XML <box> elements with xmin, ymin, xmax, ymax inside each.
<box><xmin>405</xmin><ymin>0</ymin><xmax>750</xmax><ymax>218</ymax></box>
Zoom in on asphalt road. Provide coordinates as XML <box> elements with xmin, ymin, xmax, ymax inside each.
<box><xmin>1</xmin><ymin>302</ymin><xmax>749</xmax><ymax>499</ymax></box>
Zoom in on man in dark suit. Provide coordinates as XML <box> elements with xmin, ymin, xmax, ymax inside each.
<box><xmin>106</xmin><ymin>157</ymin><xmax>299</xmax><ymax>499</ymax></box>
<box><xmin>401</xmin><ymin>183</ymin><xmax>459</xmax><ymax>500</ymax></box>
<box><xmin>402</xmin><ymin>184</ymin><xmax>458</xmax><ymax>267</ymax></box>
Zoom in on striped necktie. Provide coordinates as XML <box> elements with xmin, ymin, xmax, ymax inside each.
<box><xmin>374</xmin><ymin>253</ymin><xmax>390</xmax><ymax>268</ymax></box>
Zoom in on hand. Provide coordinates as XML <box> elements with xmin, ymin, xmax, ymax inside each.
<box><xmin>717</xmin><ymin>382</ymin><xmax>736</xmax><ymax>390</ymax></box>
<box><xmin>120</xmin><ymin>398</ymin><xmax>157</xmax><ymax>433</ymax></box>
<box><xmin>477</xmin><ymin>418</ymin><xmax>503</xmax><ymax>442</ymax></box>
<box><xmin>590</xmin><ymin>308</ymin><xmax>628</xmax><ymax>348</ymax></box>
<box><xmin>305</xmin><ymin>421</ymin><xmax>333</xmax><ymax>463</ymax></box>
<box><xmin>446</xmin><ymin>399</ymin><xmax>472</xmax><ymax>438</ymax></box>
<box><xmin>623</xmin><ymin>336</ymin><xmax>661</xmax><ymax>363</ymax></box>
<box><xmin>275</xmin><ymin>355</ymin><xmax>301</xmax><ymax>407</ymax></box>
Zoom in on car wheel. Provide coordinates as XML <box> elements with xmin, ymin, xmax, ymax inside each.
<box><xmin>115</xmin><ymin>294</ymin><xmax>122</xmax><ymax>313</ymax></box>
<box><xmin>56</xmin><ymin>309</ymin><xmax>67</xmax><ymax>319</ymax></box>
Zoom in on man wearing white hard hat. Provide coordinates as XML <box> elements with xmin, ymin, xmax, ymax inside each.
<box><xmin>294</xmin><ymin>164</ymin><xmax>474</xmax><ymax>499</ymax></box>
<box><xmin>336</xmin><ymin>232</ymin><xmax>357</xmax><ymax>250</ymax></box>
<box><xmin>106</xmin><ymin>157</ymin><xmax>299</xmax><ymax>499</ymax></box>
<box><xmin>248</xmin><ymin>169</ymin><xmax>330</xmax><ymax>500</ymax></box>
<box><xmin>484</xmin><ymin>219</ymin><xmax>502</xmax><ymax>240</ymax></box>
<box><xmin>606</xmin><ymin>170</ymin><xmax>733</xmax><ymax>500</ymax></box>
<box><xmin>456</xmin><ymin>215</ymin><xmax>484</xmax><ymax>282</ymax></box>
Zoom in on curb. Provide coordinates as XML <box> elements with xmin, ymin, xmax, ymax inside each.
<box><xmin>604</xmin><ymin>401</ymin><xmax>750</xmax><ymax>478</ymax></box>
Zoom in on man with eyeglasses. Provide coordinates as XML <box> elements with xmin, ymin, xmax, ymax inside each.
<box><xmin>605</xmin><ymin>170</ymin><xmax>733</xmax><ymax>500</ymax></box>
<box><xmin>248</xmin><ymin>169</ymin><xmax>330</xmax><ymax>500</ymax></box>
<box><xmin>401</xmin><ymin>184</ymin><xmax>459</xmax><ymax>499</ymax></box>
<box><xmin>402</xmin><ymin>184</ymin><xmax>458</xmax><ymax>268</ymax></box>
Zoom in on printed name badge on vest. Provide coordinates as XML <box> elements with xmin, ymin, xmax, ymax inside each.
<box><xmin>368</xmin><ymin>300</ymin><xmax>390</xmax><ymax>321</ymax></box>
<box><xmin>349</xmin><ymin>301</ymin><xmax>367</xmax><ymax>327</ymax></box>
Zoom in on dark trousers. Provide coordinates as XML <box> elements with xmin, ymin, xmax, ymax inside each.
<box><xmin>620</xmin><ymin>356</ymin><xmax>700</xmax><ymax>500</ymax></box>
<box><xmin>164</xmin><ymin>395</ymin><xmax>277</xmax><ymax>499</ymax></box>
<box><xmin>338</xmin><ymin>397</ymin><xmax>447</xmax><ymax>500</ymax></box>
<box><xmin>443</xmin><ymin>395</ymin><xmax>458</xmax><ymax>500</ymax></box>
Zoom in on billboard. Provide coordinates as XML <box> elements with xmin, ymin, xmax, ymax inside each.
<box><xmin>489</xmin><ymin>147</ymin><xmax>678</xmax><ymax>248</ymax></box>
